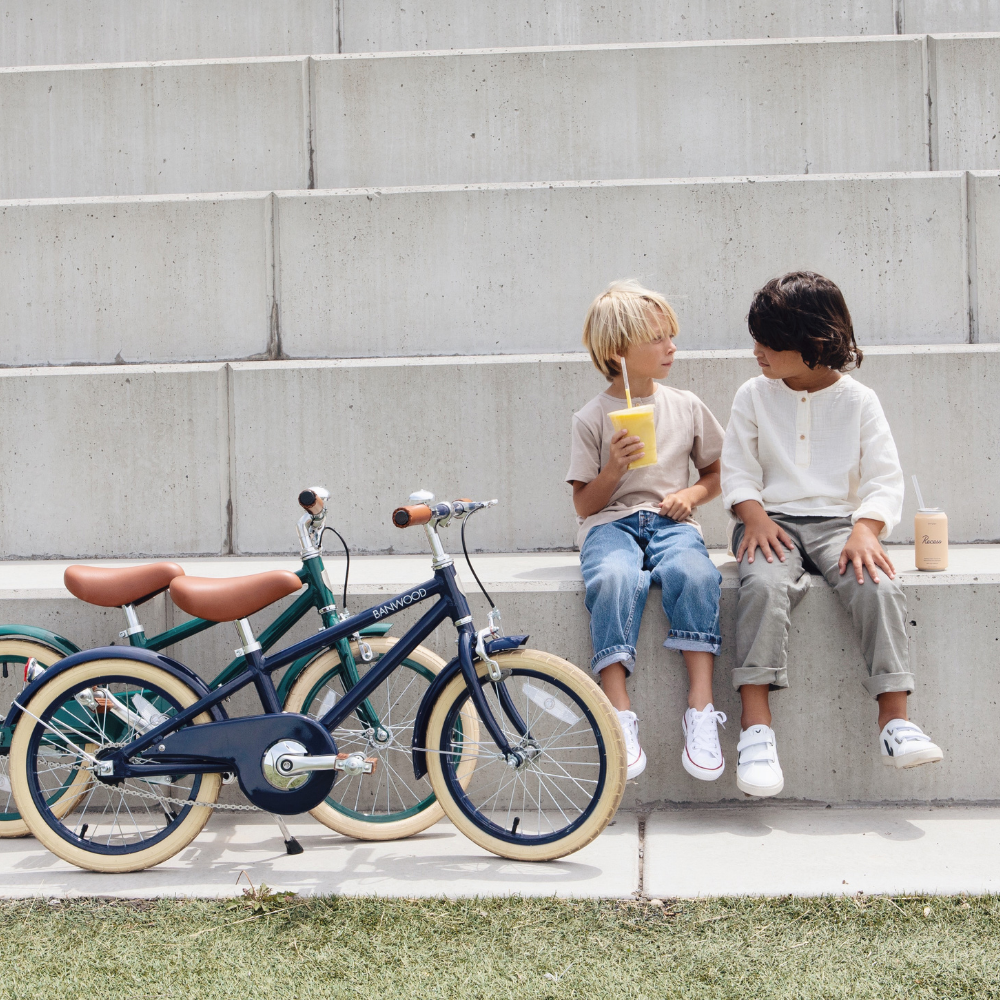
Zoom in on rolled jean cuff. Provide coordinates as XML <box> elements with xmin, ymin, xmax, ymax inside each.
<box><xmin>862</xmin><ymin>671</ymin><xmax>915</xmax><ymax>700</ymax></box>
<box><xmin>663</xmin><ymin>629</ymin><xmax>721</xmax><ymax>656</ymax></box>
<box><xmin>731</xmin><ymin>665</ymin><xmax>789</xmax><ymax>692</ymax></box>
<box><xmin>592</xmin><ymin>646</ymin><xmax>635</xmax><ymax>677</ymax></box>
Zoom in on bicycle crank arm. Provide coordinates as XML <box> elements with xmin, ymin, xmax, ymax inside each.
<box><xmin>276</xmin><ymin>751</ymin><xmax>378</xmax><ymax>777</ymax></box>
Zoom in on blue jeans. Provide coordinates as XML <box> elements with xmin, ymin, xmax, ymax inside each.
<box><xmin>579</xmin><ymin>511</ymin><xmax>722</xmax><ymax>675</ymax></box>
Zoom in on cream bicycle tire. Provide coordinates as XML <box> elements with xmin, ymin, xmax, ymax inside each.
<box><xmin>10</xmin><ymin>659</ymin><xmax>221</xmax><ymax>873</ymax></box>
<box><xmin>284</xmin><ymin>637</ymin><xmax>479</xmax><ymax>841</ymax></box>
<box><xmin>424</xmin><ymin>648</ymin><xmax>627</xmax><ymax>861</ymax></box>
<box><xmin>0</xmin><ymin>637</ymin><xmax>91</xmax><ymax>838</ymax></box>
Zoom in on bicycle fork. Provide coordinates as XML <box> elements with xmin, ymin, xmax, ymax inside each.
<box><xmin>456</xmin><ymin>630</ymin><xmax>532</xmax><ymax>767</ymax></box>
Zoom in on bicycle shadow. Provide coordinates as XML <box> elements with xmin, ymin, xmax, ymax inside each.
<box><xmin>1</xmin><ymin>819</ymin><xmax>616</xmax><ymax>896</ymax></box>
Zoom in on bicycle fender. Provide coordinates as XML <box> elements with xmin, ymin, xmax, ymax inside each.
<box><xmin>0</xmin><ymin>625</ymin><xmax>80</xmax><ymax>659</ymax></box>
<box><xmin>3</xmin><ymin>645</ymin><xmax>227</xmax><ymax>732</ymax></box>
<box><xmin>410</xmin><ymin>634</ymin><xmax>529</xmax><ymax>779</ymax></box>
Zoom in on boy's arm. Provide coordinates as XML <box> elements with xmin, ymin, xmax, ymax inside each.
<box><xmin>720</xmin><ymin>385</ymin><xmax>766</xmax><ymax>514</ymax></box>
<box><xmin>854</xmin><ymin>393</ymin><xmax>905</xmax><ymax>537</ymax></box>
<box><xmin>837</xmin><ymin>393</ymin><xmax>903</xmax><ymax>584</ymax></box>
<box><xmin>659</xmin><ymin>460</ymin><xmax>721</xmax><ymax>520</ymax></box>
<box><xmin>723</xmin><ymin>386</ymin><xmax>794</xmax><ymax>563</ymax></box>
<box><xmin>732</xmin><ymin>499</ymin><xmax>795</xmax><ymax>564</ymax></box>
<box><xmin>571</xmin><ymin>428</ymin><xmax>645</xmax><ymax>518</ymax></box>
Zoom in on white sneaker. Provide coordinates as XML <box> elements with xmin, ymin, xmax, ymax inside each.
<box><xmin>617</xmin><ymin>710</ymin><xmax>647</xmax><ymax>779</ymax></box>
<box><xmin>736</xmin><ymin>724</ymin><xmax>784</xmax><ymax>797</ymax></box>
<box><xmin>681</xmin><ymin>704</ymin><xmax>726</xmax><ymax>781</ymax></box>
<box><xmin>880</xmin><ymin>719</ymin><xmax>943</xmax><ymax>769</ymax></box>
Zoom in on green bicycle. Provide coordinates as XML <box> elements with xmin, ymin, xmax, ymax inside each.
<box><xmin>0</xmin><ymin>488</ymin><xmax>473</xmax><ymax>840</ymax></box>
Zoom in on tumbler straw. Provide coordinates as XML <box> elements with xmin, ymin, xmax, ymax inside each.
<box><xmin>620</xmin><ymin>356</ymin><xmax>633</xmax><ymax>409</ymax></box>
<box><xmin>912</xmin><ymin>475</ymin><xmax>927</xmax><ymax>510</ymax></box>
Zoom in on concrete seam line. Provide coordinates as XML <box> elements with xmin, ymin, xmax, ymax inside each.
<box><xmin>923</xmin><ymin>33</ymin><xmax>935</xmax><ymax>172</ymax></box>
<box><xmin>225</xmin><ymin>363</ymin><xmax>237</xmax><ymax>556</ymax></box>
<box><xmin>895</xmin><ymin>0</ymin><xmax>905</xmax><ymax>34</ymax></box>
<box><xmin>966</xmin><ymin>171</ymin><xmax>980</xmax><ymax>344</ymax></box>
<box><xmin>268</xmin><ymin>192</ymin><xmax>283</xmax><ymax>361</ymax></box>
<box><xmin>335</xmin><ymin>0</ymin><xmax>343</xmax><ymax>55</ymax></box>
<box><xmin>306</xmin><ymin>56</ymin><xmax>317</xmax><ymax>190</ymax></box>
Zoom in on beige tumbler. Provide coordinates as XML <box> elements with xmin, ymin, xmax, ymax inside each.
<box><xmin>914</xmin><ymin>508</ymin><xmax>948</xmax><ymax>571</ymax></box>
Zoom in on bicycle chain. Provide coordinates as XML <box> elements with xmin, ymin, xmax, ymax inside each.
<box><xmin>76</xmin><ymin>771</ymin><xmax>263</xmax><ymax>813</ymax></box>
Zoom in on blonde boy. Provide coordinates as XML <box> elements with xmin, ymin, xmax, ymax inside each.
<box><xmin>566</xmin><ymin>280</ymin><xmax>727</xmax><ymax>780</ymax></box>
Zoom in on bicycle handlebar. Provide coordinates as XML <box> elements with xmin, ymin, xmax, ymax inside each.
<box><xmin>391</xmin><ymin>498</ymin><xmax>496</xmax><ymax>528</ymax></box>
<box><xmin>298</xmin><ymin>487</ymin><xmax>329</xmax><ymax>517</ymax></box>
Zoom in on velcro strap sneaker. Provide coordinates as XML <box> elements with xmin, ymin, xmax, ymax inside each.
<box><xmin>879</xmin><ymin>719</ymin><xmax>943</xmax><ymax>769</ymax></box>
<box><xmin>736</xmin><ymin>724</ymin><xmax>784</xmax><ymax>797</ymax></box>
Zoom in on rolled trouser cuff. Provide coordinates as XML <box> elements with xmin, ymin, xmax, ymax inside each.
<box><xmin>732</xmin><ymin>664</ymin><xmax>789</xmax><ymax>691</ymax></box>
<box><xmin>664</xmin><ymin>629</ymin><xmax>721</xmax><ymax>655</ymax></box>
<box><xmin>592</xmin><ymin>646</ymin><xmax>635</xmax><ymax>676</ymax></box>
<box><xmin>863</xmin><ymin>671</ymin><xmax>915</xmax><ymax>699</ymax></box>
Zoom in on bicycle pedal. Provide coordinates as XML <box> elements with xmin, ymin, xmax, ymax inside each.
<box><xmin>334</xmin><ymin>752</ymin><xmax>378</xmax><ymax>776</ymax></box>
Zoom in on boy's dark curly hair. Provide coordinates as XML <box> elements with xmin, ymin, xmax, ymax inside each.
<box><xmin>747</xmin><ymin>271</ymin><xmax>863</xmax><ymax>371</ymax></box>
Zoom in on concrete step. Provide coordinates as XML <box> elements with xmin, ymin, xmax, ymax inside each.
<box><xmin>0</xmin><ymin>346</ymin><xmax>995</xmax><ymax>558</ymax></box>
<box><xmin>342</xmin><ymin>1</ymin><xmax>1000</xmax><ymax>51</ymax></box>
<box><xmin>4</xmin><ymin>2</ymin><xmax>999</xmax><ymax>68</ymax></box>
<box><xmin>1</xmin><ymin>547</ymin><xmax>997</xmax><ymax>806</ymax></box>
<box><xmin>4</xmin><ymin>172</ymin><xmax>999</xmax><ymax>366</ymax></box>
<box><xmin>5</xmin><ymin>37</ymin><xmax>1000</xmax><ymax>199</ymax></box>
<box><xmin>0</xmin><ymin>1</ymin><xmax>338</xmax><ymax>67</ymax></box>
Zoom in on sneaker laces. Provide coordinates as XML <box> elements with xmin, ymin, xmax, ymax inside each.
<box><xmin>688</xmin><ymin>706</ymin><xmax>726</xmax><ymax>753</ymax></box>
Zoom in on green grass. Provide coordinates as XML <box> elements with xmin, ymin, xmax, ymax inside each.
<box><xmin>1</xmin><ymin>894</ymin><xmax>998</xmax><ymax>999</ymax></box>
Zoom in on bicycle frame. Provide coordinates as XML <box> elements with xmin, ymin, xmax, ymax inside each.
<box><xmin>1</xmin><ymin>528</ymin><xmax>390</xmax><ymax>754</ymax></box>
<box><xmin>103</xmin><ymin>560</ymin><xmax>525</xmax><ymax>783</ymax></box>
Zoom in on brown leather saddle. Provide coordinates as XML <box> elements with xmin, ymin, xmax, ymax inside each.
<box><xmin>64</xmin><ymin>563</ymin><xmax>302</xmax><ymax>622</ymax></box>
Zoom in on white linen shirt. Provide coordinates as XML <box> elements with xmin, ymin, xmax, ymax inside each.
<box><xmin>720</xmin><ymin>374</ymin><xmax>904</xmax><ymax>538</ymax></box>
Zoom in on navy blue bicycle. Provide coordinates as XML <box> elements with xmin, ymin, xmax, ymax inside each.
<box><xmin>8</xmin><ymin>492</ymin><xmax>626</xmax><ymax>871</ymax></box>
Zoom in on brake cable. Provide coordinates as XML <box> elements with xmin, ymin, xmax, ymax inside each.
<box><xmin>321</xmin><ymin>525</ymin><xmax>351</xmax><ymax>612</ymax></box>
<box><xmin>460</xmin><ymin>506</ymin><xmax>497</xmax><ymax>613</ymax></box>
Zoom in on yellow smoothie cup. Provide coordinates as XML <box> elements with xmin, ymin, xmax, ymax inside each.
<box><xmin>609</xmin><ymin>404</ymin><xmax>657</xmax><ymax>469</ymax></box>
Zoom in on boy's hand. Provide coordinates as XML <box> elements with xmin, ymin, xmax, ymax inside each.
<box><xmin>838</xmin><ymin>519</ymin><xmax>895</xmax><ymax>584</ymax></box>
<box><xmin>660</xmin><ymin>491</ymin><xmax>693</xmax><ymax>521</ymax></box>
<box><xmin>733</xmin><ymin>501</ymin><xmax>793</xmax><ymax>564</ymax></box>
<box><xmin>607</xmin><ymin>428</ymin><xmax>645</xmax><ymax>477</ymax></box>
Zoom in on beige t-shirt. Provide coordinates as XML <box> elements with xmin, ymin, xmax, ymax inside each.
<box><xmin>565</xmin><ymin>385</ymin><xmax>725</xmax><ymax>547</ymax></box>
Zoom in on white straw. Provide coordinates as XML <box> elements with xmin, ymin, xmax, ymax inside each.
<box><xmin>620</xmin><ymin>356</ymin><xmax>632</xmax><ymax>409</ymax></box>
<box><xmin>911</xmin><ymin>475</ymin><xmax>927</xmax><ymax>510</ymax></box>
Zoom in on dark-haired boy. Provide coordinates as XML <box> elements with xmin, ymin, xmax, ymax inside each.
<box><xmin>720</xmin><ymin>272</ymin><xmax>942</xmax><ymax>797</ymax></box>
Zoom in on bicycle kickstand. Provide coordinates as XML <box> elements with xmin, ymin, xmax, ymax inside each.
<box><xmin>272</xmin><ymin>814</ymin><xmax>304</xmax><ymax>855</ymax></box>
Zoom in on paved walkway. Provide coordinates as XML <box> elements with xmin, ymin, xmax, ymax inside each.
<box><xmin>1</xmin><ymin>806</ymin><xmax>998</xmax><ymax>899</ymax></box>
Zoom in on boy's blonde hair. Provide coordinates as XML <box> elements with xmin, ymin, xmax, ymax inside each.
<box><xmin>582</xmin><ymin>279</ymin><xmax>679</xmax><ymax>380</ymax></box>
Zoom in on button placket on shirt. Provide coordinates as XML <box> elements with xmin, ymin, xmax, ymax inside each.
<box><xmin>794</xmin><ymin>392</ymin><xmax>811</xmax><ymax>467</ymax></box>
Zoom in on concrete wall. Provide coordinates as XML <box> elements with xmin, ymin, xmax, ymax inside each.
<box><xmin>0</xmin><ymin>194</ymin><xmax>273</xmax><ymax>367</ymax></box>
<box><xmin>312</xmin><ymin>39</ymin><xmax>928</xmax><ymax>188</ymax></box>
<box><xmin>339</xmin><ymin>2</ymin><xmax>890</xmax><ymax>50</ymax></box>
<box><xmin>0</xmin><ymin>1</ymin><xmax>338</xmax><ymax>66</ymax></box>
<box><xmin>903</xmin><ymin>1</ymin><xmax>1000</xmax><ymax>34</ymax></box>
<box><xmin>8</xmin><ymin>348</ymin><xmax>995</xmax><ymax>559</ymax></box>
<box><xmin>971</xmin><ymin>172</ymin><xmax>1000</xmax><ymax>344</ymax></box>
<box><xmin>3</xmin><ymin>565</ymin><xmax>997</xmax><ymax>803</ymax></box>
<box><xmin>0</xmin><ymin>60</ymin><xmax>310</xmax><ymax>199</ymax></box>
<box><xmin>3</xmin><ymin>37</ymin><xmax>1000</xmax><ymax>199</ymax></box>
<box><xmin>230</xmin><ymin>346</ymin><xmax>999</xmax><ymax>556</ymax></box>
<box><xmin>277</xmin><ymin>174</ymin><xmax>968</xmax><ymax>358</ymax></box>
<box><xmin>931</xmin><ymin>35</ymin><xmax>1000</xmax><ymax>173</ymax></box>
<box><xmin>0</xmin><ymin>364</ymin><xmax>230</xmax><ymax>558</ymax></box>
<box><xmin>1</xmin><ymin>174</ymin><xmax>969</xmax><ymax>367</ymax></box>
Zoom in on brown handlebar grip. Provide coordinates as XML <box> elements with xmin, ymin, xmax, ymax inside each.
<box><xmin>392</xmin><ymin>504</ymin><xmax>432</xmax><ymax>528</ymax></box>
